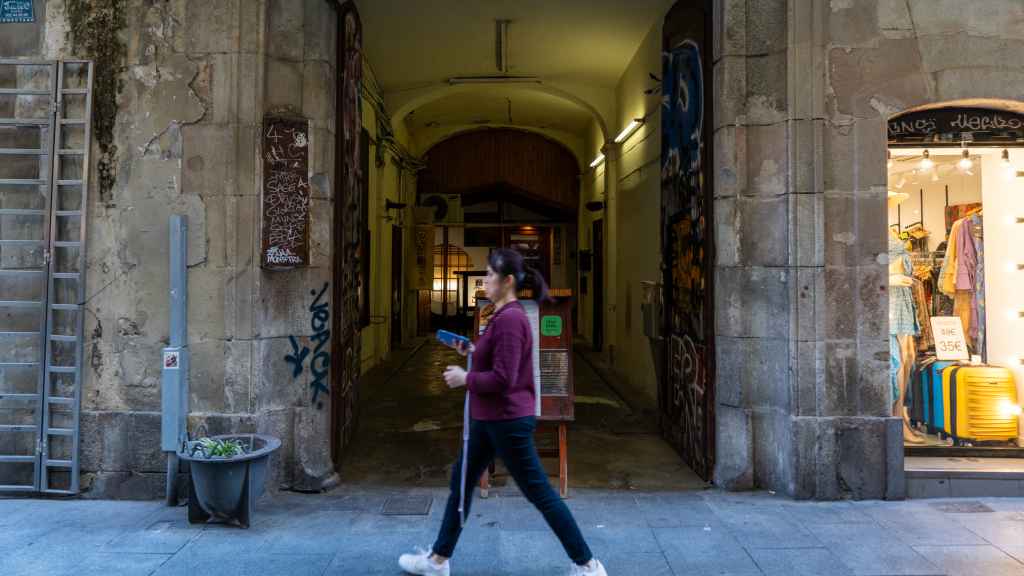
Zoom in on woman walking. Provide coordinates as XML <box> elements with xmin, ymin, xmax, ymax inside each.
<box><xmin>399</xmin><ymin>248</ymin><xmax>607</xmax><ymax>576</ymax></box>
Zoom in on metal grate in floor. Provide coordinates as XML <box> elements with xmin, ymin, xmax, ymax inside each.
<box><xmin>382</xmin><ymin>496</ymin><xmax>433</xmax><ymax>516</ymax></box>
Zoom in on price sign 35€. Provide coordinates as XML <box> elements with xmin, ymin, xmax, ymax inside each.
<box><xmin>930</xmin><ymin>316</ymin><xmax>970</xmax><ymax>361</ymax></box>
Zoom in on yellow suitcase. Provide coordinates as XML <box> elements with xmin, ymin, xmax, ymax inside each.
<box><xmin>942</xmin><ymin>366</ymin><xmax>1019</xmax><ymax>445</ymax></box>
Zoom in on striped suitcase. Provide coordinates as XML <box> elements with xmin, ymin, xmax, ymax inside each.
<box><xmin>942</xmin><ymin>366</ymin><xmax>1019</xmax><ymax>445</ymax></box>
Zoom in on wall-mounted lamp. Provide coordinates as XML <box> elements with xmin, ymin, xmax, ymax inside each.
<box><xmin>614</xmin><ymin>118</ymin><xmax>645</xmax><ymax>144</ymax></box>
<box><xmin>590</xmin><ymin>153</ymin><xmax>605</xmax><ymax>169</ymax></box>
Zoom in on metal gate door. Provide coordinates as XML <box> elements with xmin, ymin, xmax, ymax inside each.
<box><xmin>659</xmin><ymin>3</ymin><xmax>715</xmax><ymax>481</ymax></box>
<box><xmin>0</xmin><ymin>59</ymin><xmax>92</xmax><ymax>494</ymax></box>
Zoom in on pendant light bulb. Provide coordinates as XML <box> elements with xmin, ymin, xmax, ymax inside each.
<box><xmin>1002</xmin><ymin>148</ymin><xmax>1011</xmax><ymax>166</ymax></box>
<box><xmin>1002</xmin><ymin>148</ymin><xmax>1014</xmax><ymax>180</ymax></box>
<box><xmin>887</xmin><ymin>150</ymin><xmax>893</xmax><ymax>169</ymax></box>
<box><xmin>958</xmin><ymin>148</ymin><xmax>973</xmax><ymax>171</ymax></box>
<box><xmin>919</xmin><ymin>149</ymin><xmax>934</xmax><ymax>171</ymax></box>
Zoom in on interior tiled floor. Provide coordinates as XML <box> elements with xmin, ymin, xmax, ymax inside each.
<box><xmin>337</xmin><ymin>339</ymin><xmax>706</xmax><ymax>491</ymax></box>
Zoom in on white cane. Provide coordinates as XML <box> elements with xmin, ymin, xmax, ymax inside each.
<box><xmin>458</xmin><ymin>353</ymin><xmax>471</xmax><ymax>527</ymax></box>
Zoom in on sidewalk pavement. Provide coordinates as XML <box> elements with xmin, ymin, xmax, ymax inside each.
<box><xmin>3</xmin><ymin>486</ymin><xmax>1024</xmax><ymax>576</ymax></box>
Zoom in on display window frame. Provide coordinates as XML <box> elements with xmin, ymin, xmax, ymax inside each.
<box><xmin>886</xmin><ymin>104</ymin><xmax>1024</xmax><ymax>457</ymax></box>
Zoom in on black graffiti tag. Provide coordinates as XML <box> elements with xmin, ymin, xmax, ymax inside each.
<box><xmin>308</xmin><ymin>283</ymin><xmax>331</xmax><ymax>409</ymax></box>
<box><xmin>283</xmin><ymin>282</ymin><xmax>332</xmax><ymax>409</ymax></box>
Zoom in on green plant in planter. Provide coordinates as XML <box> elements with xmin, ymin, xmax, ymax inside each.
<box><xmin>190</xmin><ymin>437</ymin><xmax>248</xmax><ymax>459</ymax></box>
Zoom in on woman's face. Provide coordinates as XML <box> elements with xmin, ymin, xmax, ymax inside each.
<box><xmin>484</xmin><ymin>265</ymin><xmax>513</xmax><ymax>301</ymax></box>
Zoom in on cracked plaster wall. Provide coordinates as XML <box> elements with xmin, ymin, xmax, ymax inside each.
<box><xmin>18</xmin><ymin>0</ymin><xmax>341</xmax><ymax>498</ymax></box>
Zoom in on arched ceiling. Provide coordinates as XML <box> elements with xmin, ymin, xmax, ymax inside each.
<box><xmin>404</xmin><ymin>87</ymin><xmax>591</xmax><ymax>159</ymax></box>
<box><xmin>407</xmin><ymin>87</ymin><xmax>593</xmax><ymax>135</ymax></box>
<box><xmin>355</xmin><ymin>0</ymin><xmax>674</xmax><ymax>145</ymax></box>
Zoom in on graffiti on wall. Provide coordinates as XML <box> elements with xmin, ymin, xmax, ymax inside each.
<box><xmin>261</xmin><ymin>116</ymin><xmax>311</xmax><ymax>268</ymax></box>
<box><xmin>660</xmin><ymin>2</ymin><xmax>714</xmax><ymax>482</ymax></box>
<box><xmin>285</xmin><ymin>283</ymin><xmax>331</xmax><ymax>409</ymax></box>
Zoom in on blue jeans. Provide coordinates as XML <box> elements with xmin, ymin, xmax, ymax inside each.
<box><xmin>432</xmin><ymin>416</ymin><xmax>593</xmax><ymax>565</ymax></box>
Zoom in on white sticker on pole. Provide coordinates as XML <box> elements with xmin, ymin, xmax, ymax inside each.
<box><xmin>930</xmin><ymin>316</ymin><xmax>970</xmax><ymax>361</ymax></box>
<box><xmin>163</xmin><ymin>350</ymin><xmax>180</xmax><ymax>369</ymax></box>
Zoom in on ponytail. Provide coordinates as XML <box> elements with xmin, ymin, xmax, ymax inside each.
<box><xmin>523</xmin><ymin>265</ymin><xmax>550</xmax><ymax>303</ymax></box>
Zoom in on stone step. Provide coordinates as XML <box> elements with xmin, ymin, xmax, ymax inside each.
<box><xmin>906</xmin><ymin>456</ymin><xmax>1024</xmax><ymax>498</ymax></box>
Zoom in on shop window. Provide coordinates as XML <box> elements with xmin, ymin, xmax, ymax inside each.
<box><xmin>887</xmin><ymin>104</ymin><xmax>1024</xmax><ymax>452</ymax></box>
<box><xmin>431</xmin><ymin>243</ymin><xmax>472</xmax><ymax>315</ymax></box>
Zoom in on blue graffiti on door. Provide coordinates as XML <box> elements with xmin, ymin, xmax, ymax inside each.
<box><xmin>284</xmin><ymin>282</ymin><xmax>331</xmax><ymax>409</ymax></box>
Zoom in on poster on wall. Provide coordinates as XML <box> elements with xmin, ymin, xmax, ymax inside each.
<box><xmin>510</xmin><ymin>233</ymin><xmax>542</xmax><ymax>271</ymax></box>
<box><xmin>412</xmin><ymin>224</ymin><xmax>434</xmax><ymax>290</ymax></box>
<box><xmin>260</xmin><ymin>115</ymin><xmax>311</xmax><ymax>269</ymax></box>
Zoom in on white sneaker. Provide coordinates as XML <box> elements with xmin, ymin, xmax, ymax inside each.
<box><xmin>570</xmin><ymin>559</ymin><xmax>608</xmax><ymax>576</ymax></box>
<box><xmin>398</xmin><ymin>547</ymin><xmax>450</xmax><ymax>576</ymax></box>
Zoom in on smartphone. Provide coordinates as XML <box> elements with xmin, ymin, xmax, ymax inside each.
<box><xmin>436</xmin><ymin>329</ymin><xmax>470</xmax><ymax>349</ymax></box>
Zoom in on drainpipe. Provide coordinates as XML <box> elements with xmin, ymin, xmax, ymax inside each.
<box><xmin>161</xmin><ymin>215</ymin><xmax>190</xmax><ymax>505</ymax></box>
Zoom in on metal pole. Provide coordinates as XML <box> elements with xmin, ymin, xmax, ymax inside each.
<box><xmin>163</xmin><ymin>215</ymin><xmax>189</xmax><ymax>505</ymax></box>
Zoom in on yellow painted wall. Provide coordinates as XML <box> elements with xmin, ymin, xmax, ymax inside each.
<box><xmin>578</xmin><ymin>119</ymin><xmax>605</xmax><ymax>344</ymax></box>
<box><xmin>359</xmin><ymin>95</ymin><xmax>417</xmax><ymax>374</ymax></box>
<box><xmin>577</xmin><ymin>17</ymin><xmax>662</xmax><ymax>406</ymax></box>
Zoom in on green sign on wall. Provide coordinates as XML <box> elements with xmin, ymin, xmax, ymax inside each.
<box><xmin>541</xmin><ymin>315</ymin><xmax>562</xmax><ymax>337</ymax></box>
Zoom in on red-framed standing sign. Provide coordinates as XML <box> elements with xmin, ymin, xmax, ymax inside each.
<box><xmin>474</xmin><ymin>290</ymin><xmax>575</xmax><ymax>496</ymax></box>
<box><xmin>472</xmin><ymin>290</ymin><xmax>575</xmax><ymax>421</ymax></box>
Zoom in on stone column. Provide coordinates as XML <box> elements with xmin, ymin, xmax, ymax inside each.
<box><xmin>711</xmin><ymin>0</ymin><xmax>905</xmax><ymax>499</ymax></box>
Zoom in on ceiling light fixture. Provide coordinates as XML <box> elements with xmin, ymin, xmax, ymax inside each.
<box><xmin>590</xmin><ymin>153</ymin><xmax>605</xmax><ymax>169</ymax></box>
<box><xmin>447</xmin><ymin>76</ymin><xmax>541</xmax><ymax>85</ymax></box>
<box><xmin>614</xmin><ymin>119</ymin><xmax>645</xmax><ymax>144</ymax></box>
<box><xmin>495</xmin><ymin>20</ymin><xmax>510</xmax><ymax>73</ymax></box>
<box><xmin>919</xmin><ymin>149</ymin><xmax>934</xmax><ymax>171</ymax></box>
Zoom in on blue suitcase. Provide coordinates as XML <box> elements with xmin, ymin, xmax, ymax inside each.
<box><xmin>924</xmin><ymin>361</ymin><xmax>955</xmax><ymax>435</ymax></box>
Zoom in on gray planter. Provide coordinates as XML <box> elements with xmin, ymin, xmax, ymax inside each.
<box><xmin>178</xmin><ymin>434</ymin><xmax>281</xmax><ymax>528</ymax></box>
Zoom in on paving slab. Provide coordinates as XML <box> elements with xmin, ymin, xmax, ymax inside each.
<box><xmin>3</xmin><ymin>490</ymin><xmax>1024</xmax><ymax>576</ymax></box>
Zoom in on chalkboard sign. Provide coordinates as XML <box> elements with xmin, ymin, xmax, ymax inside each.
<box><xmin>0</xmin><ymin>0</ymin><xmax>34</xmax><ymax>23</ymax></box>
<box><xmin>260</xmin><ymin>115</ymin><xmax>311</xmax><ymax>269</ymax></box>
<box><xmin>888</xmin><ymin>107</ymin><xmax>1024</xmax><ymax>144</ymax></box>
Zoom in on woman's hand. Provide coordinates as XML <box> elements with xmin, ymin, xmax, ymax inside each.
<box><xmin>444</xmin><ymin>365</ymin><xmax>468</xmax><ymax>389</ymax></box>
